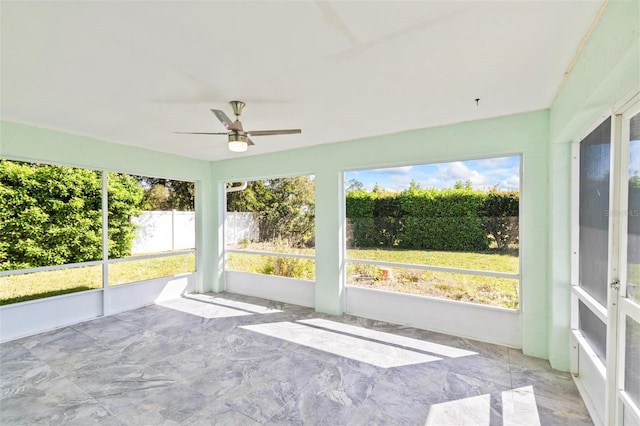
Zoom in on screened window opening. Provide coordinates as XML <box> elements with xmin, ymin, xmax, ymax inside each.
<box><xmin>0</xmin><ymin>160</ymin><xmax>104</xmax><ymax>304</ymax></box>
<box><xmin>106</xmin><ymin>174</ymin><xmax>196</xmax><ymax>286</ymax></box>
<box><xmin>0</xmin><ymin>159</ymin><xmax>197</xmax><ymax>303</ymax></box>
<box><xmin>225</xmin><ymin>176</ymin><xmax>315</xmax><ymax>280</ymax></box>
<box><xmin>344</xmin><ymin>156</ymin><xmax>521</xmax><ymax>309</ymax></box>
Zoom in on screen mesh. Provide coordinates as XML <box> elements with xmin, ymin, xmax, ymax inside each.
<box><xmin>625</xmin><ymin>316</ymin><xmax>640</xmax><ymax>408</ymax></box>
<box><xmin>579</xmin><ymin>300</ymin><xmax>607</xmax><ymax>364</ymax></box>
<box><xmin>627</xmin><ymin>113</ymin><xmax>640</xmax><ymax>304</ymax></box>
<box><xmin>579</xmin><ymin>118</ymin><xmax>611</xmax><ymax>307</ymax></box>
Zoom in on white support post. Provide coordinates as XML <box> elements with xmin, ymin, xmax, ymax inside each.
<box><xmin>101</xmin><ymin>172</ymin><xmax>109</xmax><ymax>315</ymax></box>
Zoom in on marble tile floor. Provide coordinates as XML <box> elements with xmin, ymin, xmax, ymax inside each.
<box><xmin>0</xmin><ymin>292</ymin><xmax>592</xmax><ymax>425</ymax></box>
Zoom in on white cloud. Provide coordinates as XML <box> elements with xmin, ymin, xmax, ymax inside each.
<box><xmin>388</xmin><ymin>174</ymin><xmax>414</xmax><ymax>191</ymax></box>
<box><xmin>438</xmin><ymin>162</ymin><xmax>485</xmax><ymax>186</ymax></box>
<box><xmin>441</xmin><ymin>162</ymin><xmax>471</xmax><ymax>180</ymax></box>
<box><xmin>376</xmin><ymin>165</ymin><xmax>414</xmax><ymax>175</ymax></box>
<box><xmin>474</xmin><ymin>157</ymin><xmax>513</xmax><ymax>169</ymax></box>
<box><xmin>348</xmin><ymin>157</ymin><xmax>520</xmax><ymax>192</ymax></box>
<box><xmin>501</xmin><ymin>174</ymin><xmax>520</xmax><ymax>190</ymax></box>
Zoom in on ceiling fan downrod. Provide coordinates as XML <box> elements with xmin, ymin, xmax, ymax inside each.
<box><xmin>229</xmin><ymin>100</ymin><xmax>245</xmax><ymax>118</ymax></box>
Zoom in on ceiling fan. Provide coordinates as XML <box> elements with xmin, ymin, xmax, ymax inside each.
<box><xmin>176</xmin><ymin>100</ymin><xmax>301</xmax><ymax>152</ymax></box>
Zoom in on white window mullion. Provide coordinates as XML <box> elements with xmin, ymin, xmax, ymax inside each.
<box><xmin>102</xmin><ymin>172</ymin><xmax>109</xmax><ymax>315</ymax></box>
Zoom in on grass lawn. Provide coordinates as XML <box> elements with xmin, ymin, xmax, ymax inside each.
<box><xmin>108</xmin><ymin>254</ymin><xmax>195</xmax><ymax>286</ymax></box>
<box><xmin>0</xmin><ymin>253</ymin><xmax>195</xmax><ymax>305</ymax></box>
<box><xmin>2</xmin><ymin>247</ymin><xmax>522</xmax><ymax>309</ymax></box>
<box><xmin>226</xmin><ymin>246</ymin><xmax>520</xmax><ymax>309</ymax></box>
<box><xmin>347</xmin><ymin>248</ymin><xmax>518</xmax><ymax>272</ymax></box>
<box><xmin>0</xmin><ymin>265</ymin><xmax>103</xmax><ymax>305</ymax></box>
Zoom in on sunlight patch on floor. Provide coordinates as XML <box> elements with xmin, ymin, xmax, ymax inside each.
<box><xmin>502</xmin><ymin>386</ymin><xmax>541</xmax><ymax>426</ymax></box>
<box><xmin>157</xmin><ymin>297</ymin><xmax>253</xmax><ymax>319</ymax></box>
<box><xmin>425</xmin><ymin>394</ymin><xmax>491</xmax><ymax>426</ymax></box>
<box><xmin>298</xmin><ymin>318</ymin><xmax>477</xmax><ymax>358</ymax></box>
<box><xmin>183</xmin><ymin>294</ymin><xmax>283</xmax><ymax>314</ymax></box>
<box><xmin>425</xmin><ymin>386</ymin><xmax>541</xmax><ymax>426</ymax></box>
<box><xmin>241</xmin><ymin>321</ymin><xmax>441</xmax><ymax>368</ymax></box>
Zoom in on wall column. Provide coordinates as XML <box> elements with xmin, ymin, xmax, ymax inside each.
<box><xmin>314</xmin><ymin>168</ymin><xmax>345</xmax><ymax>315</ymax></box>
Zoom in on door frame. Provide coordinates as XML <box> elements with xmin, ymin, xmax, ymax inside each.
<box><xmin>570</xmin><ymin>110</ymin><xmax>619</xmax><ymax>426</ymax></box>
<box><xmin>614</xmin><ymin>94</ymin><xmax>640</xmax><ymax>425</ymax></box>
<box><xmin>571</xmin><ymin>92</ymin><xmax>640</xmax><ymax>426</ymax></box>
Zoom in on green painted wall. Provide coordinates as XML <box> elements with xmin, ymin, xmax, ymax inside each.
<box><xmin>212</xmin><ymin>110</ymin><xmax>550</xmax><ymax>358</ymax></box>
<box><xmin>0</xmin><ymin>121</ymin><xmax>216</xmax><ymax>294</ymax></box>
<box><xmin>1</xmin><ymin>0</ymin><xmax>636</xmax><ymax>367</ymax></box>
<box><xmin>548</xmin><ymin>0</ymin><xmax>640</xmax><ymax>370</ymax></box>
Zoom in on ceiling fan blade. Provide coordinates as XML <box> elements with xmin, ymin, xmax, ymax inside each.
<box><xmin>247</xmin><ymin>129</ymin><xmax>302</xmax><ymax>136</ymax></box>
<box><xmin>174</xmin><ymin>132</ymin><xmax>228</xmax><ymax>135</ymax></box>
<box><xmin>211</xmin><ymin>109</ymin><xmax>234</xmax><ymax>130</ymax></box>
<box><xmin>247</xmin><ymin>137</ymin><xmax>256</xmax><ymax>146</ymax></box>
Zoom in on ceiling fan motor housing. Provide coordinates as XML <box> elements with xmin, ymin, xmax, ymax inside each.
<box><xmin>228</xmin><ymin>132</ymin><xmax>248</xmax><ymax>143</ymax></box>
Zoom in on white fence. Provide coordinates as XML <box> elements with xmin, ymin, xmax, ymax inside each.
<box><xmin>131</xmin><ymin>211</ymin><xmax>259</xmax><ymax>253</ymax></box>
<box><xmin>132</xmin><ymin>211</ymin><xmax>195</xmax><ymax>254</ymax></box>
<box><xmin>225</xmin><ymin>212</ymin><xmax>259</xmax><ymax>245</ymax></box>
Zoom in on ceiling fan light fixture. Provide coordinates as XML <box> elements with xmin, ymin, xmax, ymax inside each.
<box><xmin>228</xmin><ymin>140</ymin><xmax>248</xmax><ymax>152</ymax></box>
<box><xmin>179</xmin><ymin>102</ymin><xmax>301</xmax><ymax>153</ymax></box>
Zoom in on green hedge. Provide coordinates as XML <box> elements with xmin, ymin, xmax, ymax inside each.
<box><xmin>345</xmin><ymin>190</ymin><xmax>377</xmax><ymax>247</ymax></box>
<box><xmin>0</xmin><ymin>161</ymin><xmax>145</xmax><ymax>271</ymax></box>
<box><xmin>346</xmin><ymin>188</ymin><xmax>519</xmax><ymax>252</ymax></box>
<box><xmin>400</xmin><ymin>189</ymin><xmax>488</xmax><ymax>251</ymax></box>
<box><xmin>481</xmin><ymin>190</ymin><xmax>519</xmax><ymax>250</ymax></box>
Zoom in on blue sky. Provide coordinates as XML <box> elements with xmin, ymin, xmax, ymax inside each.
<box><xmin>345</xmin><ymin>156</ymin><xmax>521</xmax><ymax>192</ymax></box>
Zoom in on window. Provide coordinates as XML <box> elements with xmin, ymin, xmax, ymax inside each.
<box><xmin>107</xmin><ymin>174</ymin><xmax>195</xmax><ymax>286</ymax></box>
<box><xmin>345</xmin><ymin>156</ymin><xmax>521</xmax><ymax>309</ymax></box>
<box><xmin>0</xmin><ymin>160</ymin><xmax>196</xmax><ymax>304</ymax></box>
<box><xmin>0</xmin><ymin>160</ymin><xmax>104</xmax><ymax>304</ymax></box>
<box><xmin>225</xmin><ymin>176</ymin><xmax>315</xmax><ymax>280</ymax></box>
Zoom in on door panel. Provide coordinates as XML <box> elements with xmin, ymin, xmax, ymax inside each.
<box><xmin>618</xmin><ymin>106</ymin><xmax>640</xmax><ymax>425</ymax></box>
<box><xmin>574</xmin><ymin>97</ymin><xmax>640</xmax><ymax>426</ymax></box>
<box><xmin>579</xmin><ymin>299</ymin><xmax>608</xmax><ymax>364</ymax></box>
<box><xmin>579</xmin><ymin>119</ymin><xmax>612</xmax><ymax>306</ymax></box>
<box><xmin>572</xmin><ymin>116</ymin><xmax>613</xmax><ymax>425</ymax></box>
<box><xmin>624</xmin><ymin>316</ymin><xmax>640</xmax><ymax>407</ymax></box>
<box><xmin>626</xmin><ymin>112</ymin><xmax>640</xmax><ymax>304</ymax></box>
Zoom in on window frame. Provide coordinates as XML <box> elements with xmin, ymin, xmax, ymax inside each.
<box><xmin>342</xmin><ymin>154</ymin><xmax>523</xmax><ymax>311</ymax></box>
<box><xmin>0</xmin><ymin>159</ymin><xmax>197</xmax><ymax>304</ymax></box>
<box><xmin>223</xmin><ymin>174</ymin><xmax>317</xmax><ymax>282</ymax></box>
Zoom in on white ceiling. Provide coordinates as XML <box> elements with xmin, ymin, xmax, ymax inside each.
<box><xmin>1</xmin><ymin>1</ymin><xmax>603</xmax><ymax>161</ymax></box>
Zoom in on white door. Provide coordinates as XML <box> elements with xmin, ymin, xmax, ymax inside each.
<box><xmin>572</xmin><ymin>115</ymin><xmax>616</xmax><ymax>425</ymax></box>
<box><xmin>615</xmin><ymin>100</ymin><xmax>640</xmax><ymax>425</ymax></box>
<box><xmin>571</xmin><ymin>94</ymin><xmax>640</xmax><ymax>426</ymax></box>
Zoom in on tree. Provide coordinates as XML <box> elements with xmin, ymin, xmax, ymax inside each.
<box><xmin>373</xmin><ymin>194</ymin><xmax>403</xmax><ymax>247</ymax></box>
<box><xmin>226</xmin><ymin>177</ymin><xmax>315</xmax><ymax>247</ymax></box>
<box><xmin>346</xmin><ymin>178</ymin><xmax>364</xmax><ymax>193</ymax></box>
<box><xmin>408</xmin><ymin>180</ymin><xmax>422</xmax><ymax>192</ymax></box>
<box><xmin>0</xmin><ymin>161</ymin><xmax>145</xmax><ymax>270</ymax></box>
<box><xmin>107</xmin><ymin>172</ymin><xmax>146</xmax><ymax>259</ymax></box>
<box><xmin>480</xmin><ymin>189</ymin><xmax>519</xmax><ymax>251</ymax></box>
<box><xmin>137</xmin><ymin>176</ymin><xmax>194</xmax><ymax>211</ymax></box>
<box><xmin>453</xmin><ymin>180</ymin><xmax>473</xmax><ymax>190</ymax></box>
<box><xmin>226</xmin><ymin>180</ymin><xmax>268</xmax><ymax>213</ymax></box>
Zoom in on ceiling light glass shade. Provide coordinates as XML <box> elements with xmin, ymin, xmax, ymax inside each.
<box><xmin>228</xmin><ymin>140</ymin><xmax>248</xmax><ymax>152</ymax></box>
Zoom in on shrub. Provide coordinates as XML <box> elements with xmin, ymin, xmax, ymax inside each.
<box><xmin>398</xmin><ymin>189</ymin><xmax>489</xmax><ymax>251</ymax></box>
<box><xmin>345</xmin><ymin>190</ymin><xmax>377</xmax><ymax>247</ymax></box>
<box><xmin>345</xmin><ymin>187</ymin><xmax>518</xmax><ymax>252</ymax></box>
<box><xmin>480</xmin><ymin>190</ymin><xmax>519</xmax><ymax>251</ymax></box>
<box><xmin>257</xmin><ymin>256</ymin><xmax>314</xmax><ymax>280</ymax></box>
<box><xmin>0</xmin><ymin>160</ymin><xmax>145</xmax><ymax>270</ymax></box>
